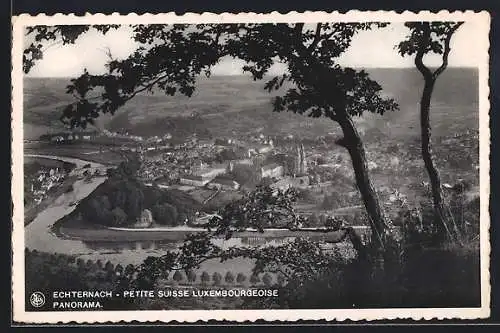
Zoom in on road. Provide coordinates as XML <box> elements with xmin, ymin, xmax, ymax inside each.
<box><xmin>203</xmin><ymin>187</ymin><xmax>222</xmax><ymax>204</ymax></box>
<box><xmin>25</xmin><ymin>154</ymin><xmax>105</xmax><ymax>169</ymax></box>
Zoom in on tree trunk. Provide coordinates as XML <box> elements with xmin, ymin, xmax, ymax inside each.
<box><xmin>337</xmin><ymin>113</ymin><xmax>391</xmax><ymax>249</ymax></box>
<box><xmin>420</xmin><ymin>77</ymin><xmax>457</xmax><ymax>242</ymax></box>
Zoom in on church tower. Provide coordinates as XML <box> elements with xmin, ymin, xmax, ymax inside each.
<box><xmin>300</xmin><ymin>144</ymin><xmax>307</xmax><ymax>174</ymax></box>
<box><xmin>295</xmin><ymin>144</ymin><xmax>307</xmax><ymax>176</ymax></box>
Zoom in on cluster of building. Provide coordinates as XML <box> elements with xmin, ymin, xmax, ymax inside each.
<box><xmin>136</xmin><ymin>138</ymin><xmax>231</xmax><ymax>183</ymax></box>
<box><xmin>41</xmin><ymin>125</ymin><xmax>325</xmax><ymax>196</ymax></box>
<box><xmin>179</xmin><ymin>162</ymin><xmax>228</xmax><ymax>187</ymax></box>
<box><xmin>41</xmin><ymin>131</ymin><xmax>99</xmax><ymax>143</ymax></box>
<box><xmin>131</xmin><ymin>130</ymin><xmax>309</xmax><ymax>195</ymax></box>
<box><xmin>45</xmin><ymin>126</ymin><xmax>320</xmax><ymax>199</ymax></box>
<box><xmin>175</xmin><ymin>140</ymin><xmax>311</xmax><ymax>193</ymax></box>
<box><xmin>40</xmin><ymin>129</ymin><xmax>145</xmax><ymax>145</ymax></box>
<box><xmin>26</xmin><ymin>167</ymin><xmax>66</xmax><ymax>205</ymax></box>
<box><xmin>100</xmin><ymin>129</ymin><xmax>144</xmax><ymax>142</ymax></box>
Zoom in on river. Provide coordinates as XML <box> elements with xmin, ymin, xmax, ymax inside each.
<box><xmin>23</xmin><ymin>155</ymin><xmax>293</xmax><ymax>273</ymax></box>
<box><xmin>24</xmin><ymin>154</ymin><xmax>357</xmax><ymax>274</ymax></box>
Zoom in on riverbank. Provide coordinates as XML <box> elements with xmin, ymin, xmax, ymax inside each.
<box><xmin>24</xmin><ymin>153</ymin><xmax>107</xmax><ymax>168</ymax></box>
<box><xmin>53</xmin><ymin>214</ymin><xmax>369</xmax><ymax>242</ymax></box>
<box><xmin>23</xmin><ymin>154</ymin><xmax>105</xmax><ymax>226</ymax></box>
<box><xmin>24</xmin><ymin>147</ymin><xmax>124</xmax><ymax>167</ymax></box>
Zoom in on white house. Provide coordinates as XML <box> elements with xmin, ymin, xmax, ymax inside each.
<box><xmin>261</xmin><ymin>163</ymin><xmax>284</xmax><ymax>179</ymax></box>
<box><xmin>180</xmin><ymin>174</ymin><xmax>211</xmax><ymax>187</ymax></box>
<box><xmin>193</xmin><ymin>165</ymin><xmax>227</xmax><ymax>179</ymax></box>
<box><xmin>271</xmin><ymin>176</ymin><xmax>310</xmax><ymax>191</ymax></box>
<box><xmin>50</xmin><ymin>136</ymin><xmax>64</xmax><ymax>143</ymax></box>
<box><xmin>135</xmin><ymin>209</ymin><xmax>153</xmax><ymax>228</ymax></box>
<box><xmin>248</xmin><ymin>144</ymin><xmax>273</xmax><ymax>157</ymax></box>
<box><xmin>208</xmin><ymin>177</ymin><xmax>240</xmax><ymax>191</ymax></box>
<box><xmin>228</xmin><ymin>159</ymin><xmax>253</xmax><ymax>172</ymax></box>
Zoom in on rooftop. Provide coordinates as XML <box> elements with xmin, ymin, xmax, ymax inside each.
<box><xmin>180</xmin><ymin>174</ymin><xmax>204</xmax><ymax>181</ymax></box>
<box><xmin>211</xmin><ymin>178</ymin><xmax>240</xmax><ymax>187</ymax></box>
<box><xmin>262</xmin><ymin>163</ymin><xmax>282</xmax><ymax>171</ymax></box>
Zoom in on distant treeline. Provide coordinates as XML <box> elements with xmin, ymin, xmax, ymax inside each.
<box><xmin>25</xmin><ymin>249</ymin><xmax>281</xmax><ymax>288</ymax></box>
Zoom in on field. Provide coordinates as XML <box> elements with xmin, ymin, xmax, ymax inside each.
<box><xmin>23</xmin><ymin>68</ymin><xmax>478</xmax><ymax>141</ymax></box>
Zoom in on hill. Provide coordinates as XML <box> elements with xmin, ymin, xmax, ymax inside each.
<box><xmin>23</xmin><ymin>68</ymin><xmax>478</xmax><ymax>141</ymax></box>
<box><xmin>70</xmin><ymin>170</ymin><xmax>202</xmax><ymax>228</ymax></box>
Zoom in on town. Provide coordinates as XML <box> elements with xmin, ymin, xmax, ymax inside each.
<box><xmin>28</xmin><ymin>118</ymin><xmax>477</xmax><ymax>231</ymax></box>
<box><xmin>28</xmin><ymin>126</ymin><xmax>374</xmax><ymax>228</ymax></box>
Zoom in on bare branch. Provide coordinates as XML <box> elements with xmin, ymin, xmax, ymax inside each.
<box><xmin>307</xmin><ymin>23</ymin><xmax>323</xmax><ymax>52</ymax></box>
<box><xmin>432</xmin><ymin>22</ymin><xmax>464</xmax><ymax>79</ymax></box>
<box><xmin>102</xmin><ymin>46</ymin><xmax>114</xmax><ymax>62</ymax></box>
<box><xmin>124</xmin><ymin>72</ymin><xmax>170</xmax><ymax>101</ymax></box>
<box><xmin>294</xmin><ymin>23</ymin><xmax>305</xmax><ymax>38</ymax></box>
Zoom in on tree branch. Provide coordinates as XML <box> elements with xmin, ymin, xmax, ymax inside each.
<box><xmin>415</xmin><ymin>23</ymin><xmax>433</xmax><ymax>80</ymax></box>
<box><xmin>212</xmin><ymin>28</ymin><xmax>223</xmax><ymax>50</ymax></box>
<box><xmin>432</xmin><ymin>22</ymin><xmax>464</xmax><ymax>79</ymax></box>
<box><xmin>123</xmin><ymin>72</ymin><xmax>171</xmax><ymax>102</ymax></box>
<box><xmin>294</xmin><ymin>23</ymin><xmax>305</xmax><ymax>37</ymax></box>
<box><xmin>307</xmin><ymin>23</ymin><xmax>323</xmax><ymax>52</ymax></box>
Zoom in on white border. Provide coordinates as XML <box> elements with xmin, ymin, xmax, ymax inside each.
<box><xmin>11</xmin><ymin>10</ymin><xmax>491</xmax><ymax>323</ymax></box>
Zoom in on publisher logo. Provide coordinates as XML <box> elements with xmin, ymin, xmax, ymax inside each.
<box><xmin>30</xmin><ymin>292</ymin><xmax>45</xmax><ymax>308</ymax></box>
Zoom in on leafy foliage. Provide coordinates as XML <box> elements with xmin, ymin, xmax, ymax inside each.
<box><xmin>172</xmin><ymin>270</ymin><xmax>184</xmax><ymax>282</ymax></box>
<box><xmin>151</xmin><ymin>202</ymin><xmax>179</xmax><ymax>226</ymax></box>
<box><xmin>24</xmin><ymin>25</ymin><xmax>118</xmax><ymax>74</ymax></box>
<box><xmin>186</xmin><ymin>269</ymin><xmax>197</xmax><ymax>282</ymax></box>
<box><xmin>24</xmin><ymin>23</ymin><xmax>398</xmax><ymax>129</ymax></box>
<box><xmin>212</xmin><ymin>272</ymin><xmax>222</xmax><ymax>286</ymax></box>
<box><xmin>397</xmin><ymin>22</ymin><xmax>464</xmax><ymax>80</ymax></box>
<box><xmin>111</xmin><ymin>207</ymin><xmax>128</xmax><ymax>227</ymax></box>
<box><xmin>123</xmin><ymin>185</ymin><xmax>363</xmax><ymax>292</ymax></box>
<box><xmin>206</xmin><ymin>185</ymin><xmax>305</xmax><ymax>235</ymax></box>
<box><xmin>229</xmin><ymin>164</ymin><xmax>262</xmax><ymax>190</ymax></box>
<box><xmin>236</xmin><ymin>272</ymin><xmax>247</xmax><ymax>284</ymax></box>
<box><xmin>25</xmin><ymin>22</ymin><xmax>403</xmax><ymax>302</ymax></box>
<box><xmin>25</xmin><ymin>250</ymin><xmax>137</xmax><ymax>310</ymax></box>
<box><xmin>262</xmin><ymin>272</ymin><xmax>273</xmax><ymax>286</ymax></box>
<box><xmin>276</xmin><ymin>273</ymin><xmax>286</xmax><ymax>286</ymax></box>
<box><xmin>224</xmin><ymin>271</ymin><xmax>235</xmax><ymax>284</ymax></box>
<box><xmin>200</xmin><ymin>271</ymin><xmax>210</xmax><ymax>285</ymax></box>
<box><xmin>249</xmin><ymin>274</ymin><xmax>260</xmax><ymax>285</ymax></box>
<box><xmin>398</xmin><ymin>22</ymin><xmax>462</xmax><ymax>55</ymax></box>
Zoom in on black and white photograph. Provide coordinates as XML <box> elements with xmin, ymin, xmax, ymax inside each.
<box><xmin>11</xmin><ymin>11</ymin><xmax>490</xmax><ymax>323</ymax></box>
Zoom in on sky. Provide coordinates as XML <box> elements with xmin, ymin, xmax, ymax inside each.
<box><xmin>25</xmin><ymin>22</ymin><xmax>483</xmax><ymax>78</ymax></box>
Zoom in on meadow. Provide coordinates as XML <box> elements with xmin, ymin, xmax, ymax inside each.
<box><xmin>23</xmin><ymin>67</ymin><xmax>478</xmax><ymax>142</ymax></box>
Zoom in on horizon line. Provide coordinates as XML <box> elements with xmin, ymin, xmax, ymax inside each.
<box><xmin>24</xmin><ymin>66</ymin><xmax>478</xmax><ymax>79</ymax></box>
